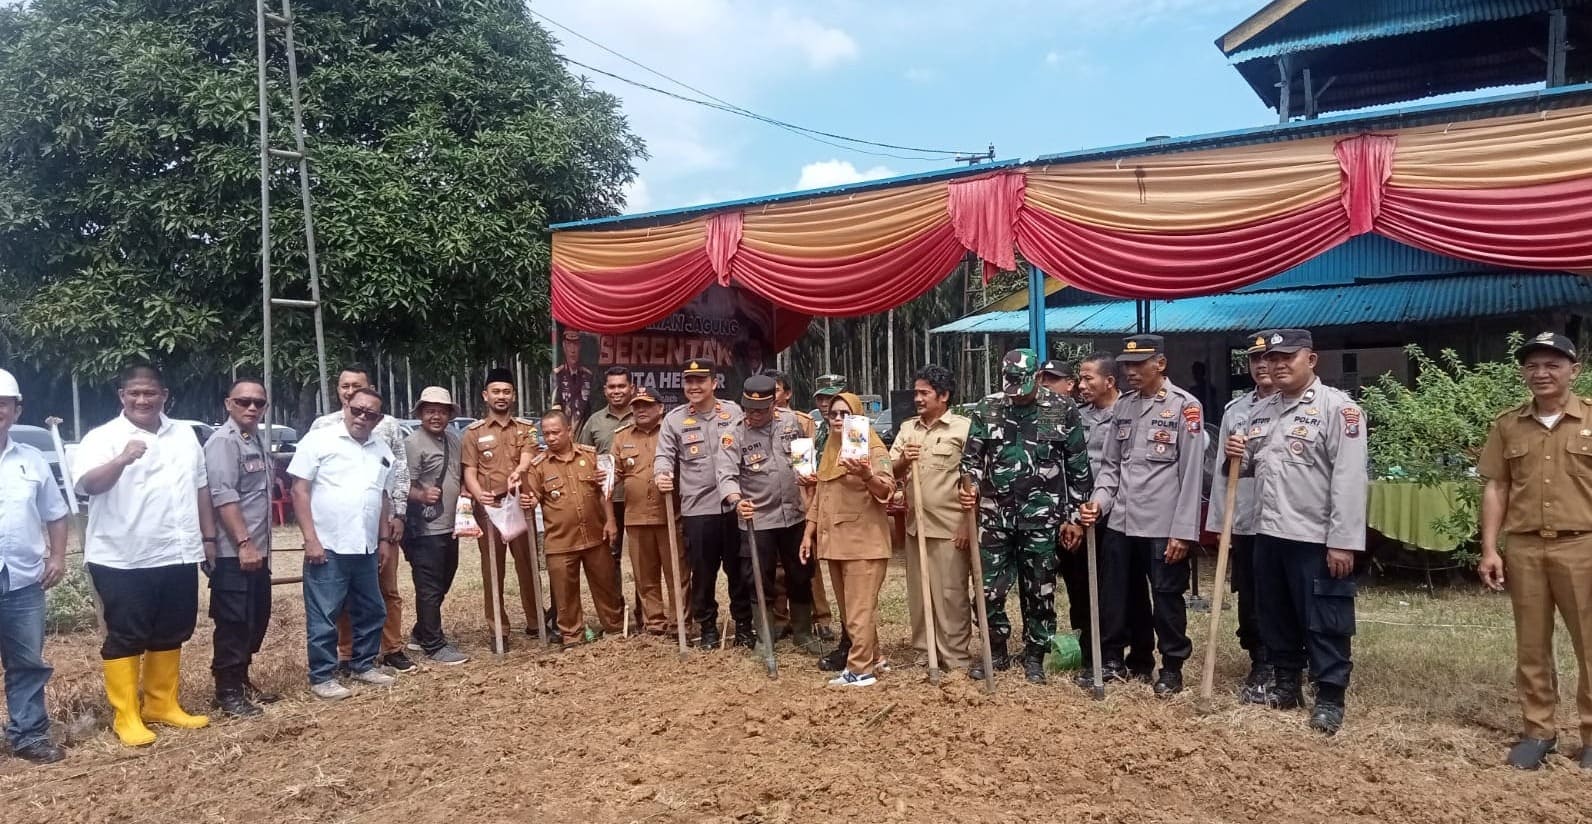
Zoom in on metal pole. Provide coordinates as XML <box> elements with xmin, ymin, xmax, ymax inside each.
<box><xmin>1028</xmin><ymin>267</ymin><xmax>1047</xmax><ymax>356</ymax></box>
<box><xmin>886</xmin><ymin>308</ymin><xmax>895</xmax><ymax>397</ymax></box>
<box><xmin>255</xmin><ymin>0</ymin><xmax>275</xmax><ymax>558</ymax></box>
<box><xmin>281</xmin><ymin>0</ymin><xmax>329</xmax><ymax>411</ymax></box>
<box><xmin>823</xmin><ymin>318</ymin><xmax>831</xmax><ymax>375</ymax></box>
<box><xmin>70</xmin><ymin>373</ymin><xmax>81</xmax><ymax>440</ymax></box>
<box><xmin>405</xmin><ymin>357</ymin><xmax>413</xmax><ymax>411</ymax></box>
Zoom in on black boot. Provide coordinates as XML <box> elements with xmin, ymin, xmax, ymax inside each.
<box><xmin>699</xmin><ymin>622</ymin><xmax>721</xmax><ymax>650</ymax></box>
<box><xmin>818</xmin><ymin>633</ymin><xmax>852</xmax><ymax>672</ymax></box>
<box><xmin>733</xmin><ymin>622</ymin><xmax>757</xmax><ymax>649</ymax></box>
<box><xmin>1240</xmin><ymin>658</ymin><xmax>1274</xmax><ymax>704</ymax></box>
<box><xmin>1022</xmin><ymin>649</ymin><xmax>1046</xmax><ymax>685</ymax></box>
<box><xmin>213</xmin><ymin>673</ymin><xmax>262</xmax><ymax>718</ymax></box>
<box><xmin>969</xmin><ymin>639</ymin><xmax>1010</xmax><ymax>681</ymax></box>
<box><xmin>1309</xmin><ymin>684</ymin><xmax>1347</xmax><ymax>735</ymax></box>
<box><xmin>244</xmin><ymin>678</ymin><xmax>281</xmax><ymax>705</ymax></box>
<box><xmin>1153</xmin><ymin>667</ymin><xmax>1184</xmax><ymax>697</ymax></box>
<box><xmin>1265</xmin><ymin>669</ymin><xmax>1304</xmax><ymax>710</ymax></box>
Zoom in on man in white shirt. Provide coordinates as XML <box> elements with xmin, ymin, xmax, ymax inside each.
<box><xmin>290</xmin><ymin>387</ymin><xmax>398</xmax><ymax>700</ymax></box>
<box><xmin>309</xmin><ymin>364</ymin><xmax>413</xmax><ymax>673</ymax></box>
<box><xmin>0</xmin><ymin>369</ymin><xmax>70</xmax><ymax>763</ymax></box>
<box><xmin>75</xmin><ymin>364</ymin><xmax>216</xmax><ymax>747</ymax></box>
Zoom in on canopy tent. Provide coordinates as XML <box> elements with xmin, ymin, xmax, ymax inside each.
<box><xmin>550</xmin><ymin>84</ymin><xmax>1592</xmax><ymax>342</ymax></box>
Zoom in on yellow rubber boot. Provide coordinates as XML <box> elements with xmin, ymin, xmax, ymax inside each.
<box><xmin>140</xmin><ymin>649</ymin><xmax>210</xmax><ymax>729</ymax></box>
<box><xmin>103</xmin><ymin>656</ymin><xmax>157</xmax><ymax>746</ymax></box>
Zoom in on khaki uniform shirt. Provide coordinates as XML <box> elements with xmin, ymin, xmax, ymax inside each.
<box><xmin>1241</xmin><ymin>378</ymin><xmax>1369</xmax><ymax>551</ymax></box>
<box><xmin>890</xmin><ymin>412</ymin><xmax>971</xmax><ymax>539</ymax></box>
<box><xmin>716</xmin><ymin>409</ymin><xmax>809</xmax><ymax>531</ymax></box>
<box><xmin>807</xmin><ymin>444</ymin><xmax>893</xmax><ymax>561</ymax></box>
<box><xmin>578</xmin><ymin>405</ymin><xmax>634</xmax><ymax>503</ymax></box>
<box><xmin>653</xmin><ymin>399</ymin><xmax>743</xmax><ymax>518</ymax></box>
<box><xmin>203</xmin><ymin>419</ymin><xmax>272</xmax><ymax>559</ymax></box>
<box><xmin>1206</xmin><ymin>390</ymin><xmax>1265</xmax><ymax>537</ymax></box>
<box><xmin>460</xmin><ymin>416</ymin><xmax>539</xmax><ymax>499</ymax></box>
<box><xmin>1477</xmin><ymin>394</ymin><xmax>1592</xmax><ymax>535</ymax></box>
<box><xmin>1090</xmin><ymin>381</ymin><xmax>1205</xmax><ymax>542</ymax></box>
<box><xmin>523</xmin><ymin>445</ymin><xmax>606</xmax><ymax>554</ymax></box>
<box><xmin>611</xmin><ymin>423</ymin><xmax>666</xmax><ymax>527</ymax></box>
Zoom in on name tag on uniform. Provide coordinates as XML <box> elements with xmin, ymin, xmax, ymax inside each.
<box><xmin>242</xmin><ymin>457</ymin><xmax>266</xmax><ymax>473</ymax></box>
<box><xmin>476</xmin><ymin>434</ymin><xmax>497</xmax><ymax>447</ymax></box>
<box><xmin>683</xmin><ymin>430</ymin><xmax>704</xmax><ymax>445</ymax></box>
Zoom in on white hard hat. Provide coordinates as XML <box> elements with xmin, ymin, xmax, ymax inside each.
<box><xmin>0</xmin><ymin>368</ymin><xmax>19</xmax><ymax>400</ymax></box>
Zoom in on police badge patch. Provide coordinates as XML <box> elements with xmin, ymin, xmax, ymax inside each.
<box><xmin>1342</xmin><ymin>407</ymin><xmax>1361</xmax><ymax>438</ymax></box>
<box><xmin>1182</xmin><ymin>404</ymin><xmax>1202</xmax><ymax>435</ymax></box>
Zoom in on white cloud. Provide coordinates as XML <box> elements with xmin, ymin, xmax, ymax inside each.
<box><xmin>621</xmin><ymin>178</ymin><xmax>652</xmax><ymax>213</ymax></box>
<box><xmin>771</xmin><ymin>8</ymin><xmax>859</xmax><ymax>69</ymax></box>
<box><xmin>1043</xmin><ymin>47</ymin><xmax>1099</xmax><ymax>76</ymax></box>
<box><xmin>795</xmin><ymin>160</ymin><xmax>896</xmax><ymax>191</ymax></box>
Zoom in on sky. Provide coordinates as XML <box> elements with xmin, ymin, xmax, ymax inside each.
<box><xmin>529</xmin><ymin>0</ymin><xmax>1281</xmax><ymax>216</ymax></box>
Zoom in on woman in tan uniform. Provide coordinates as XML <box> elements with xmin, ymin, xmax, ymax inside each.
<box><xmin>800</xmin><ymin>392</ymin><xmax>894</xmax><ymax>687</ymax></box>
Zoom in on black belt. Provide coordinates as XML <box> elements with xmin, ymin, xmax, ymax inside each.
<box><xmin>1514</xmin><ymin>529</ymin><xmax>1591</xmax><ymax>540</ymax></box>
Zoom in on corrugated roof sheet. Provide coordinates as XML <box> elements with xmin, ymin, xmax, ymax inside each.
<box><xmin>1224</xmin><ymin>0</ymin><xmax>1573</xmax><ymax>62</ymax></box>
<box><xmin>931</xmin><ymin>272</ymin><xmax>1592</xmax><ymax>335</ymax></box>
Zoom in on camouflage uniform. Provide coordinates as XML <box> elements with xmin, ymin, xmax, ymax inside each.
<box><xmin>961</xmin><ymin>351</ymin><xmax>1093</xmax><ymax>662</ymax></box>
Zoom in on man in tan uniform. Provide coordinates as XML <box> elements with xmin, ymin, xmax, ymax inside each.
<box><xmin>461</xmin><ymin>367</ymin><xmax>547</xmax><ymax>647</ymax></box>
<box><xmin>890</xmin><ymin>364</ymin><xmax>974</xmax><ymax>673</ymax></box>
<box><xmin>611</xmin><ymin>389</ymin><xmax>687</xmax><ymax>635</ymax></box>
<box><xmin>1478</xmin><ymin>332</ymin><xmax>1592</xmax><ymax>771</ymax></box>
<box><xmin>524</xmin><ymin>410</ymin><xmax>621</xmax><ymax>648</ymax></box>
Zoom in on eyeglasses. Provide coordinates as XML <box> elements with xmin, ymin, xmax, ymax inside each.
<box><xmin>828</xmin><ymin>409</ymin><xmax>849</xmax><ymax>421</ymax></box>
<box><xmin>348</xmin><ymin>406</ymin><xmax>382</xmax><ymax>421</ymax></box>
<box><xmin>229</xmin><ymin>397</ymin><xmax>268</xmax><ymax>409</ymax></box>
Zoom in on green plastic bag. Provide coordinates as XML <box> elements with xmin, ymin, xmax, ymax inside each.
<box><xmin>1044</xmin><ymin>632</ymin><xmax>1083</xmax><ymax>673</ymax></box>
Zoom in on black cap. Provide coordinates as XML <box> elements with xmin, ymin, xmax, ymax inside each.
<box><xmin>629</xmin><ymin>387</ymin><xmax>660</xmax><ymax>406</ymax></box>
<box><xmin>485</xmin><ymin>366</ymin><xmax>515</xmax><ymax>387</ymax></box>
<box><xmin>741</xmin><ymin>375</ymin><xmax>776</xmax><ymax>410</ymax></box>
<box><xmin>1116</xmin><ymin>335</ymin><xmax>1164</xmax><ymax>363</ymax></box>
<box><xmin>1245</xmin><ymin>330</ymin><xmax>1274</xmax><ymax>356</ymax></box>
<box><xmin>1264</xmin><ymin>329</ymin><xmax>1313</xmax><ymax>354</ymax></box>
<box><xmin>1038</xmin><ymin>359</ymin><xmax>1074</xmax><ymax>378</ymax></box>
<box><xmin>1517</xmin><ymin>331</ymin><xmax>1578</xmax><ymax>363</ymax></box>
<box><xmin>682</xmin><ymin>358</ymin><xmax>715</xmax><ymax>377</ymax></box>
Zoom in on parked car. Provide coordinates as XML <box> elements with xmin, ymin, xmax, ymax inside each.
<box><xmin>262</xmin><ymin>424</ymin><xmax>299</xmax><ymax>453</ymax></box>
<box><xmin>170</xmin><ymin>418</ymin><xmax>215</xmax><ymax>445</ymax></box>
<box><xmin>869</xmin><ymin>407</ymin><xmax>897</xmax><ymax>447</ymax></box>
<box><xmin>447</xmin><ymin>416</ymin><xmax>475</xmax><ymax>434</ymax></box>
<box><xmin>397</xmin><ymin>418</ymin><xmax>422</xmax><ymax>437</ymax></box>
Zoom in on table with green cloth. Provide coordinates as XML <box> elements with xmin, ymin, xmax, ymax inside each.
<box><xmin>1366</xmin><ymin>480</ymin><xmax>1463</xmax><ymax>552</ymax></box>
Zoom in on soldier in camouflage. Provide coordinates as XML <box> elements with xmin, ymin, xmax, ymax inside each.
<box><xmin>959</xmin><ymin>349</ymin><xmax>1093</xmax><ymax>683</ymax></box>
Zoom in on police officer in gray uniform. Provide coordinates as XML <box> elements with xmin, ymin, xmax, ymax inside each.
<box><xmin>1226</xmin><ymin>328</ymin><xmax>1367</xmax><ymax>735</ymax></box>
<box><xmin>717</xmin><ymin>375</ymin><xmax>821</xmax><ymax>655</ymax></box>
<box><xmin>1081</xmin><ymin>334</ymin><xmax>1205</xmax><ymax>697</ymax></box>
<box><xmin>654</xmin><ymin>358</ymin><xmax>750</xmax><ymax>648</ymax></box>
<box><xmin>1208</xmin><ymin>331</ymin><xmax>1276</xmax><ymax>699</ymax></box>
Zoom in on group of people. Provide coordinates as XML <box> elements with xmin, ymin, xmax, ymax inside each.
<box><xmin>0</xmin><ymin>328</ymin><xmax>1588</xmax><ymax>771</ymax></box>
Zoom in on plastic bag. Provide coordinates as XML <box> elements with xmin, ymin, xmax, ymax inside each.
<box><xmin>483</xmin><ymin>499</ymin><xmax>529</xmax><ymax>543</ymax></box>
<box><xmin>790</xmin><ymin>437</ymin><xmax>816</xmax><ymax>477</ymax></box>
<box><xmin>453</xmin><ymin>495</ymin><xmax>482</xmax><ymax>538</ymax></box>
<box><xmin>597</xmin><ymin>454</ymin><xmax>615</xmax><ymax>498</ymax></box>
<box><xmin>839</xmin><ymin>414</ymin><xmax>871</xmax><ymax>461</ymax></box>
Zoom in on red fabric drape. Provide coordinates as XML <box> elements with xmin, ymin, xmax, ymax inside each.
<box><xmin>1376</xmin><ymin>176</ymin><xmax>1592</xmax><ymax>272</ymax></box>
<box><xmin>550</xmin><ymin>249</ymin><xmax>716</xmax><ymax>335</ymax></box>
<box><xmin>731</xmin><ymin>223</ymin><xmax>967</xmax><ymax>317</ymax></box>
<box><xmin>1015</xmin><ymin>199</ymin><xmax>1350</xmax><ymax>298</ymax></box>
<box><xmin>1335</xmin><ymin>134</ymin><xmax>1397</xmax><ymax>236</ymax></box>
<box><xmin>947</xmin><ymin>171</ymin><xmax>1024</xmax><ymax>279</ymax></box>
<box><xmin>706</xmin><ymin>211</ymin><xmax>743</xmax><ymax>284</ymax></box>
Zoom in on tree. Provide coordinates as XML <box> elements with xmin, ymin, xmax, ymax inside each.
<box><xmin>0</xmin><ymin>0</ymin><xmax>642</xmax><ymax>423</ymax></box>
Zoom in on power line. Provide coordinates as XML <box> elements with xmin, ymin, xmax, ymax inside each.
<box><xmin>528</xmin><ymin>6</ymin><xmax>981</xmax><ymax>160</ymax></box>
<box><xmin>557</xmin><ymin>56</ymin><xmax>952</xmax><ymax>162</ymax></box>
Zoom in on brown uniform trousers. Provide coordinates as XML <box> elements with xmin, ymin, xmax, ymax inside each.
<box><xmin>527</xmin><ymin>445</ymin><xmax>621</xmax><ymax>644</ymax></box>
<box><xmin>461</xmin><ymin>416</ymin><xmax>543</xmax><ymax>635</ymax></box>
<box><xmin>1479</xmin><ymin>396</ymin><xmax>1592</xmax><ymax>744</ymax></box>
<box><xmin>810</xmin><ymin>443</ymin><xmax>893</xmax><ymax>675</ymax></box>
<box><xmin>612</xmin><ymin>424</ymin><xmax>688</xmax><ymax>633</ymax></box>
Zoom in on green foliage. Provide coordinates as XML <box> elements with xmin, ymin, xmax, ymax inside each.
<box><xmin>46</xmin><ymin>562</ymin><xmax>98</xmax><ymax>634</ymax></box>
<box><xmin>1358</xmin><ymin>334</ymin><xmax>1592</xmax><ymax>559</ymax></box>
<box><xmin>0</xmin><ymin>0</ymin><xmax>642</xmax><ymax>399</ymax></box>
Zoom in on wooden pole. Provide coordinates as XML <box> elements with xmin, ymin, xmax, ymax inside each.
<box><xmin>530</xmin><ymin>514</ymin><xmax>550</xmax><ymax>647</ymax></box>
<box><xmin>664</xmin><ymin>495</ymin><xmax>689</xmax><ymax>658</ymax></box>
<box><xmin>1085</xmin><ymin>525</ymin><xmax>1105</xmax><ymax>700</ymax></box>
<box><xmin>911</xmin><ymin>467</ymin><xmax>941</xmax><ymax>685</ymax></box>
<box><xmin>1199</xmin><ymin>460</ymin><xmax>1244</xmax><ymax>702</ymax></box>
<box><xmin>484</xmin><ymin>527</ymin><xmax>506</xmax><ymax>657</ymax></box>
<box><xmin>965</xmin><ymin>482</ymin><xmax>995</xmax><ymax>694</ymax></box>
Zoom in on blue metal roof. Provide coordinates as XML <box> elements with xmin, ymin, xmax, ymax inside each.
<box><xmin>553</xmin><ymin>83</ymin><xmax>1592</xmax><ymax>232</ymax></box>
<box><xmin>1224</xmin><ymin>0</ymin><xmax>1571</xmax><ymax>62</ymax></box>
<box><xmin>931</xmin><ymin>272</ymin><xmax>1592</xmax><ymax>335</ymax></box>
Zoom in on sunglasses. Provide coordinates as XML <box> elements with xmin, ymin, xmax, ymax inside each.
<box><xmin>348</xmin><ymin>406</ymin><xmax>382</xmax><ymax>421</ymax></box>
<box><xmin>229</xmin><ymin>397</ymin><xmax>268</xmax><ymax>409</ymax></box>
<box><xmin>828</xmin><ymin>409</ymin><xmax>850</xmax><ymax>421</ymax></box>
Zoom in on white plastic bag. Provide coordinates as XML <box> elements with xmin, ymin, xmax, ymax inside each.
<box><xmin>597</xmin><ymin>454</ymin><xmax>615</xmax><ymax>498</ymax></box>
<box><xmin>453</xmin><ymin>495</ymin><xmax>482</xmax><ymax>538</ymax></box>
<box><xmin>790</xmin><ymin>437</ymin><xmax>816</xmax><ymax>477</ymax></box>
<box><xmin>839</xmin><ymin>414</ymin><xmax>871</xmax><ymax>461</ymax></box>
<box><xmin>483</xmin><ymin>499</ymin><xmax>529</xmax><ymax>543</ymax></box>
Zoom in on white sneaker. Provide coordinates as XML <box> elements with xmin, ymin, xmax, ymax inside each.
<box><xmin>351</xmin><ymin>667</ymin><xmax>396</xmax><ymax>686</ymax></box>
<box><xmin>826</xmin><ymin>671</ymin><xmax>877</xmax><ymax>688</ymax></box>
<box><xmin>311</xmin><ymin>680</ymin><xmax>352</xmax><ymax>700</ymax></box>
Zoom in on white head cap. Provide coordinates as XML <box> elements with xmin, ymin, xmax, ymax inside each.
<box><xmin>0</xmin><ymin>369</ymin><xmax>19</xmax><ymax>401</ymax></box>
